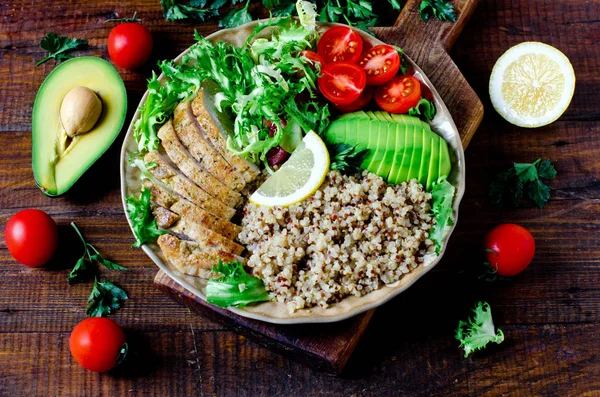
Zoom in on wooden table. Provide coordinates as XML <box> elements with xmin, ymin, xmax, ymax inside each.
<box><xmin>1</xmin><ymin>0</ymin><xmax>599</xmax><ymax>395</ymax></box>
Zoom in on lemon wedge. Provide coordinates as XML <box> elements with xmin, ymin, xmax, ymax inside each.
<box><xmin>250</xmin><ymin>130</ymin><xmax>330</xmax><ymax>207</ymax></box>
<box><xmin>489</xmin><ymin>42</ymin><xmax>575</xmax><ymax>128</ymax></box>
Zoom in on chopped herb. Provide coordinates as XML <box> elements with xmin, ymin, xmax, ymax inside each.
<box><xmin>489</xmin><ymin>158</ymin><xmax>557</xmax><ymax>209</ymax></box>
<box><xmin>86</xmin><ymin>279</ymin><xmax>129</xmax><ymax>317</ymax></box>
<box><xmin>160</xmin><ymin>0</ymin><xmax>219</xmax><ymax>21</ymax></box>
<box><xmin>328</xmin><ymin>143</ymin><xmax>370</xmax><ymax>175</ymax></box>
<box><xmin>430</xmin><ymin>177</ymin><xmax>455</xmax><ymax>252</ymax></box>
<box><xmin>36</xmin><ymin>33</ymin><xmax>88</xmax><ymax>66</ymax></box>
<box><xmin>419</xmin><ymin>0</ymin><xmax>456</xmax><ymax>23</ymax></box>
<box><xmin>408</xmin><ymin>98</ymin><xmax>436</xmax><ymax>121</ymax></box>
<box><xmin>126</xmin><ymin>188</ymin><xmax>167</xmax><ymax>248</ymax></box>
<box><xmin>69</xmin><ymin>222</ymin><xmax>127</xmax><ymax>285</ymax></box>
<box><xmin>206</xmin><ymin>260</ymin><xmax>270</xmax><ymax>307</ymax></box>
<box><xmin>456</xmin><ymin>301</ymin><xmax>504</xmax><ymax>358</ymax></box>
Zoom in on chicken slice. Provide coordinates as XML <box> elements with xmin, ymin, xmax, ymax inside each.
<box><xmin>173</xmin><ymin>102</ymin><xmax>246</xmax><ymax>191</ymax></box>
<box><xmin>144</xmin><ymin>151</ymin><xmax>236</xmax><ymax>220</ymax></box>
<box><xmin>153</xmin><ymin>206</ymin><xmax>180</xmax><ymax>229</ymax></box>
<box><xmin>189</xmin><ymin>93</ymin><xmax>260</xmax><ymax>183</ymax></box>
<box><xmin>170</xmin><ymin>216</ymin><xmax>244</xmax><ymax>256</ymax></box>
<box><xmin>158</xmin><ymin>120</ymin><xmax>240</xmax><ymax>207</ymax></box>
<box><xmin>158</xmin><ymin>234</ymin><xmax>243</xmax><ymax>278</ymax></box>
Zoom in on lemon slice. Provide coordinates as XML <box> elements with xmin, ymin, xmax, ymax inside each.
<box><xmin>489</xmin><ymin>42</ymin><xmax>575</xmax><ymax>128</ymax></box>
<box><xmin>250</xmin><ymin>131</ymin><xmax>330</xmax><ymax>207</ymax></box>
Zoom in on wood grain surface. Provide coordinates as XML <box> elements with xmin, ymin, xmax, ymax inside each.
<box><xmin>1</xmin><ymin>1</ymin><xmax>599</xmax><ymax>396</ymax></box>
<box><xmin>155</xmin><ymin>0</ymin><xmax>481</xmax><ymax>376</ymax></box>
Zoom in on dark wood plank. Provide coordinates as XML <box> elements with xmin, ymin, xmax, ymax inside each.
<box><xmin>0</xmin><ymin>0</ymin><xmax>599</xmax><ymax>395</ymax></box>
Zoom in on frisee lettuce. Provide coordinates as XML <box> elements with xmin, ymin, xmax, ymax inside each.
<box><xmin>126</xmin><ymin>188</ymin><xmax>166</xmax><ymax>248</ymax></box>
<box><xmin>430</xmin><ymin>177</ymin><xmax>455</xmax><ymax>252</ymax></box>
<box><xmin>206</xmin><ymin>260</ymin><xmax>270</xmax><ymax>307</ymax></box>
<box><xmin>456</xmin><ymin>301</ymin><xmax>504</xmax><ymax>358</ymax></box>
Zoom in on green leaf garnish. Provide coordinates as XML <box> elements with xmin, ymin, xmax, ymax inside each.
<box><xmin>86</xmin><ymin>279</ymin><xmax>129</xmax><ymax>317</ymax></box>
<box><xmin>456</xmin><ymin>301</ymin><xmax>504</xmax><ymax>358</ymax></box>
<box><xmin>430</xmin><ymin>177</ymin><xmax>455</xmax><ymax>252</ymax></box>
<box><xmin>36</xmin><ymin>33</ymin><xmax>88</xmax><ymax>66</ymax></box>
<box><xmin>408</xmin><ymin>98</ymin><xmax>436</xmax><ymax>121</ymax></box>
<box><xmin>328</xmin><ymin>143</ymin><xmax>370</xmax><ymax>175</ymax></box>
<box><xmin>126</xmin><ymin>187</ymin><xmax>167</xmax><ymax>248</ymax></box>
<box><xmin>419</xmin><ymin>0</ymin><xmax>457</xmax><ymax>22</ymax></box>
<box><xmin>206</xmin><ymin>260</ymin><xmax>270</xmax><ymax>307</ymax></box>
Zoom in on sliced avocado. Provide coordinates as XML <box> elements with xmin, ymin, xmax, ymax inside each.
<box><xmin>366</xmin><ymin>121</ymin><xmax>389</xmax><ymax>174</ymax></box>
<box><xmin>376</xmin><ymin>122</ymin><xmax>397</xmax><ymax>180</ymax></box>
<box><xmin>32</xmin><ymin>57</ymin><xmax>127</xmax><ymax>196</ymax></box>
<box><xmin>426</xmin><ymin>136</ymin><xmax>440</xmax><ymax>191</ymax></box>
<box><xmin>407</xmin><ymin>127</ymin><xmax>424</xmax><ymax>182</ymax></box>
<box><xmin>388</xmin><ymin>122</ymin><xmax>410</xmax><ymax>184</ymax></box>
<box><xmin>361</xmin><ymin>120</ymin><xmax>379</xmax><ymax>170</ymax></box>
<box><xmin>439</xmin><ymin>136</ymin><xmax>452</xmax><ymax>180</ymax></box>
<box><xmin>417</xmin><ymin>128</ymin><xmax>433</xmax><ymax>186</ymax></box>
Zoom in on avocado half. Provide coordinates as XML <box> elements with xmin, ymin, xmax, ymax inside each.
<box><xmin>32</xmin><ymin>57</ymin><xmax>127</xmax><ymax>196</ymax></box>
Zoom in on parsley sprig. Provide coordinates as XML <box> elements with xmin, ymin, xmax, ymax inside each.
<box><xmin>36</xmin><ymin>33</ymin><xmax>88</xmax><ymax>66</ymax></box>
<box><xmin>69</xmin><ymin>222</ymin><xmax>127</xmax><ymax>285</ymax></box>
<box><xmin>489</xmin><ymin>158</ymin><xmax>557</xmax><ymax>209</ymax></box>
<box><xmin>86</xmin><ymin>279</ymin><xmax>129</xmax><ymax>317</ymax></box>
<box><xmin>419</xmin><ymin>0</ymin><xmax>456</xmax><ymax>22</ymax></box>
<box><xmin>328</xmin><ymin>143</ymin><xmax>370</xmax><ymax>175</ymax></box>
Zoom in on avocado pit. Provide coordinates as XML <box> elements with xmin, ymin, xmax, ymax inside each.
<box><xmin>60</xmin><ymin>86</ymin><xmax>103</xmax><ymax>138</ymax></box>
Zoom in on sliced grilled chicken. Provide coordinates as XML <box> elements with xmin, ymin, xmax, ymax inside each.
<box><xmin>170</xmin><ymin>216</ymin><xmax>244</xmax><ymax>256</ymax></box>
<box><xmin>153</xmin><ymin>206</ymin><xmax>180</xmax><ymax>229</ymax></box>
<box><xmin>158</xmin><ymin>234</ymin><xmax>243</xmax><ymax>277</ymax></box>
<box><xmin>173</xmin><ymin>102</ymin><xmax>246</xmax><ymax>191</ymax></box>
<box><xmin>189</xmin><ymin>92</ymin><xmax>260</xmax><ymax>183</ymax></box>
<box><xmin>157</xmin><ymin>120</ymin><xmax>241</xmax><ymax>207</ymax></box>
<box><xmin>144</xmin><ymin>151</ymin><xmax>236</xmax><ymax>220</ymax></box>
<box><xmin>146</xmin><ymin>181</ymin><xmax>242</xmax><ymax>240</ymax></box>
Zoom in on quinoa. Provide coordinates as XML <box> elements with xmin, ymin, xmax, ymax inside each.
<box><xmin>238</xmin><ymin>170</ymin><xmax>435</xmax><ymax>312</ymax></box>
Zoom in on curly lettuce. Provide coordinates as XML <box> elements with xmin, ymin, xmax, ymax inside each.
<box><xmin>206</xmin><ymin>261</ymin><xmax>270</xmax><ymax>307</ymax></box>
<box><xmin>456</xmin><ymin>301</ymin><xmax>504</xmax><ymax>358</ymax></box>
<box><xmin>430</xmin><ymin>177</ymin><xmax>455</xmax><ymax>252</ymax></box>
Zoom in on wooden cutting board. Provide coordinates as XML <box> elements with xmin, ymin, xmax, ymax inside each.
<box><xmin>154</xmin><ymin>0</ymin><xmax>483</xmax><ymax>375</ymax></box>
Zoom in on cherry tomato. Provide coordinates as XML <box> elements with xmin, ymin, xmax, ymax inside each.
<box><xmin>357</xmin><ymin>45</ymin><xmax>401</xmax><ymax>86</ymax></box>
<box><xmin>299</xmin><ymin>50</ymin><xmax>325</xmax><ymax>70</ymax></box>
<box><xmin>4</xmin><ymin>209</ymin><xmax>57</xmax><ymax>267</ymax></box>
<box><xmin>335</xmin><ymin>86</ymin><xmax>373</xmax><ymax>113</ymax></box>
<box><xmin>484</xmin><ymin>224</ymin><xmax>536</xmax><ymax>277</ymax></box>
<box><xmin>70</xmin><ymin>318</ymin><xmax>127</xmax><ymax>373</ymax></box>
<box><xmin>318</xmin><ymin>62</ymin><xmax>366</xmax><ymax>106</ymax></box>
<box><xmin>108</xmin><ymin>22</ymin><xmax>153</xmax><ymax>69</ymax></box>
<box><xmin>317</xmin><ymin>26</ymin><xmax>363</xmax><ymax>64</ymax></box>
<box><xmin>374</xmin><ymin>75</ymin><xmax>421</xmax><ymax>114</ymax></box>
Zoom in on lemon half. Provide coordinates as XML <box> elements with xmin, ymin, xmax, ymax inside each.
<box><xmin>250</xmin><ymin>130</ymin><xmax>330</xmax><ymax>207</ymax></box>
<box><xmin>489</xmin><ymin>42</ymin><xmax>575</xmax><ymax>128</ymax></box>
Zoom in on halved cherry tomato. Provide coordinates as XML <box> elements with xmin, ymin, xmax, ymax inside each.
<box><xmin>335</xmin><ymin>86</ymin><xmax>373</xmax><ymax>113</ymax></box>
<box><xmin>357</xmin><ymin>45</ymin><xmax>401</xmax><ymax>86</ymax></box>
<box><xmin>375</xmin><ymin>75</ymin><xmax>421</xmax><ymax>114</ymax></box>
<box><xmin>317</xmin><ymin>26</ymin><xmax>363</xmax><ymax>64</ymax></box>
<box><xmin>299</xmin><ymin>50</ymin><xmax>325</xmax><ymax>70</ymax></box>
<box><xmin>318</xmin><ymin>62</ymin><xmax>366</xmax><ymax>106</ymax></box>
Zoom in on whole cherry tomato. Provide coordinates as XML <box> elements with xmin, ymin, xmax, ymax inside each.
<box><xmin>484</xmin><ymin>223</ymin><xmax>536</xmax><ymax>277</ymax></box>
<box><xmin>4</xmin><ymin>209</ymin><xmax>58</xmax><ymax>267</ymax></box>
<box><xmin>70</xmin><ymin>317</ymin><xmax>127</xmax><ymax>372</ymax></box>
<box><xmin>108</xmin><ymin>22</ymin><xmax>153</xmax><ymax>69</ymax></box>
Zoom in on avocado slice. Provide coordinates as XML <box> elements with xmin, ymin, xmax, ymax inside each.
<box><xmin>439</xmin><ymin>136</ymin><xmax>452</xmax><ymax>180</ymax></box>
<box><xmin>407</xmin><ymin>126</ymin><xmax>424</xmax><ymax>182</ymax></box>
<box><xmin>426</xmin><ymin>135</ymin><xmax>440</xmax><ymax>190</ymax></box>
<box><xmin>32</xmin><ymin>57</ymin><xmax>127</xmax><ymax>196</ymax></box>
<box><xmin>417</xmin><ymin>128</ymin><xmax>433</xmax><ymax>186</ymax></box>
<box><xmin>389</xmin><ymin>123</ymin><xmax>415</xmax><ymax>184</ymax></box>
<box><xmin>375</xmin><ymin>122</ymin><xmax>397</xmax><ymax>180</ymax></box>
<box><xmin>366</xmin><ymin>121</ymin><xmax>389</xmax><ymax>174</ymax></box>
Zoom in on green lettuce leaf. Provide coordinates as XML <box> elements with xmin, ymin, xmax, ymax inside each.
<box><xmin>456</xmin><ymin>301</ymin><xmax>504</xmax><ymax>358</ymax></box>
<box><xmin>206</xmin><ymin>261</ymin><xmax>270</xmax><ymax>307</ymax></box>
<box><xmin>430</xmin><ymin>177</ymin><xmax>455</xmax><ymax>252</ymax></box>
<box><xmin>126</xmin><ymin>188</ymin><xmax>166</xmax><ymax>248</ymax></box>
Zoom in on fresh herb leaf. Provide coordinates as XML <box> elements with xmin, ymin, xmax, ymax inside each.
<box><xmin>408</xmin><ymin>98</ymin><xmax>436</xmax><ymax>121</ymax></box>
<box><xmin>86</xmin><ymin>279</ymin><xmax>129</xmax><ymax>317</ymax></box>
<box><xmin>328</xmin><ymin>143</ymin><xmax>370</xmax><ymax>175</ymax></box>
<box><xmin>206</xmin><ymin>260</ymin><xmax>270</xmax><ymax>307</ymax></box>
<box><xmin>419</xmin><ymin>0</ymin><xmax>456</xmax><ymax>23</ymax></box>
<box><xmin>219</xmin><ymin>0</ymin><xmax>253</xmax><ymax>27</ymax></box>
<box><xmin>430</xmin><ymin>177</ymin><xmax>455</xmax><ymax>252</ymax></box>
<box><xmin>160</xmin><ymin>0</ymin><xmax>220</xmax><ymax>21</ymax></box>
<box><xmin>456</xmin><ymin>301</ymin><xmax>504</xmax><ymax>358</ymax></box>
<box><xmin>68</xmin><ymin>223</ymin><xmax>127</xmax><ymax>285</ymax></box>
<box><xmin>126</xmin><ymin>187</ymin><xmax>167</xmax><ymax>248</ymax></box>
<box><xmin>489</xmin><ymin>159</ymin><xmax>556</xmax><ymax>209</ymax></box>
<box><xmin>36</xmin><ymin>33</ymin><xmax>88</xmax><ymax>66</ymax></box>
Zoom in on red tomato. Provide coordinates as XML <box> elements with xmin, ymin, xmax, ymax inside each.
<box><xmin>108</xmin><ymin>22</ymin><xmax>153</xmax><ymax>69</ymax></box>
<box><xmin>317</xmin><ymin>26</ymin><xmax>363</xmax><ymax>64</ymax></box>
<box><xmin>318</xmin><ymin>62</ymin><xmax>366</xmax><ymax>106</ymax></box>
<box><xmin>357</xmin><ymin>45</ymin><xmax>401</xmax><ymax>86</ymax></box>
<box><xmin>4</xmin><ymin>209</ymin><xmax>57</xmax><ymax>267</ymax></box>
<box><xmin>70</xmin><ymin>318</ymin><xmax>127</xmax><ymax>373</ymax></box>
<box><xmin>484</xmin><ymin>224</ymin><xmax>536</xmax><ymax>277</ymax></box>
<box><xmin>374</xmin><ymin>75</ymin><xmax>421</xmax><ymax>114</ymax></box>
<box><xmin>299</xmin><ymin>50</ymin><xmax>325</xmax><ymax>70</ymax></box>
<box><xmin>335</xmin><ymin>86</ymin><xmax>373</xmax><ymax>113</ymax></box>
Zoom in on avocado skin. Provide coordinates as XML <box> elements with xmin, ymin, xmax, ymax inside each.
<box><xmin>324</xmin><ymin>110</ymin><xmax>451</xmax><ymax>190</ymax></box>
<box><xmin>32</xmin><ymin>57</ymin><xmax>127</xmax><ymax>196</ymax></box>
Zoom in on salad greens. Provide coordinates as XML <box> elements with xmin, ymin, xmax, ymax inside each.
<box><xmin>328</xmin><ymin>143</ymin><xmax>370</xmax><ymax>175</ymax></box>
<box><xmin>69</xmin><ymin>222</ymin><xmax>128</xmax><ymax>285</ymax></box>
<box><xmin>489</xmin><ymin>158</ymin><xmax>557</xmax><ymax>209</ymax></box>
<box><xmin>134</xmin><ymin>3</ymin><xmax>329</xmax><ymax>165</ymax></box>
<box><xmin>86</xmin><ymin>279</ymin><xmax>129</xmax><ymax>317</ymax></box>
<box><xmin>430</xmin><ymin>177</ymin><xmax>455</xmax><ymax>252</ymax></box>
<box><xmin>206</xmin><ymin>260</ymin><xmax>270</xmax><ymax>307</ymax></box>
<box><xmin>408</xmin><ymin>98</ymin><xmax>436</xmax><ymax>121</ymax></box>
<box><xmin>126</xmin><ymin>187</ymin><xmax>167</xmax><ymax>247</ymax></box>
<box><xmin>456</xmin><ymin>301</ymin><xmax>504</xmax><ymax>358</ymax></box>
<box><xmin>419</xmin><ymin>0</ymin><xmax>457</xmax><ymax>22</ymax></box>
<box><xmin>36</xmin><ymin>33</ymin><xmax>88</xmax><ymax>66</ymax></box>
